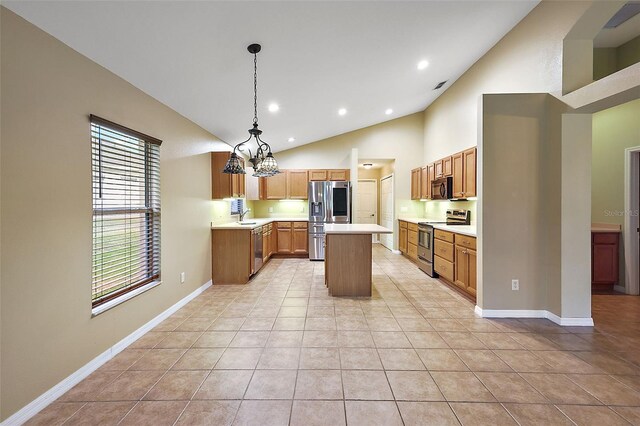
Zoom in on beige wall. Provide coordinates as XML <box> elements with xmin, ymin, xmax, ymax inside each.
<box><xmin>594</xmin><ymin>35</ymin><xmax>640</xmax><ymax>80</ymax></box>
<box><xmin>592</xmin><ymin>99</ymin><xmax>640</xmax><ymax>287</ymax></box>
<box><xmin>275</xmin><ymin>113</ymin><xmax>425</xmax><ymax>248</ymax></box>
<box><xmin>0</xmin><ymin>9</ymin><xmax>231</xmax><ymax>420</ymax></box>
<box><xmin>423</xmin><ymin>0</ymin><xmax>591</xmax><ymax>165</ymax></box>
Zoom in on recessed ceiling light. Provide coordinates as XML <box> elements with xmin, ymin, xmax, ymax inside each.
<box><xmin>268</xmin><ymin>103</ymin><xmax>279</xmax><ymax>112</ymax></box>
<box><xmin>417</xmin><ymin>60</ymin><xmax>429</xmax><ymax>70</ymax></box>
<box><xmin>338</xmin><ymin>108</ymin><xmax>347</xmax><ymax>116</ymax></box>
<box><xmin>385</xmin><ymin>108</ymin><xmax>393</xmax><ymax>115</ymax></box>
<box><xmin>288</xmin><ymin>137</ymin><xmax>295</xmax><ymax>142</ymax></box>
<box><xmin>363</xmin><ymin>163</ymin><xmax>373</xmax><ymax>169</ymax></box>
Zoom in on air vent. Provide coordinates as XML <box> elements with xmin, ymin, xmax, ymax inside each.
<box><xmin>434</xmin><ymin>81</ymin><xmax>447</xmax><ymax>90</ymax></box>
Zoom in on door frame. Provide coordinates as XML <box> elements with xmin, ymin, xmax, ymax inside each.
<box><xmin>624</xmin><ymin>146</ymin><xmax>640</xmax><ymax>295</ymax></box>
<box><xmin>380</xmin><ymin>173</ymin><xmax>395</xmax><ymax>251</ymax></box>
<box><xmin>357</xmin><ymin>179</ymin><xmax>379</xmax><ymax>242</ymax></box>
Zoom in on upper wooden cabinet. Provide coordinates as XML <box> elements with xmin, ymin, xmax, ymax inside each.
<box><xmin>287</xmin><ymin>170</ymin><xmax>309</xmax><ymax>199</ymax></box>
<box><xmin>410</xmin><ymin>168</ymin><xmax>421</xmax><ymax>200</ymax></box>
<box><xmin>463</xmin><ymin>148</ymin><xmax>477</xmax><ymax>197</ymax></box>
<box><xmin>309</xmin><ymin>170</ymin><xmax>328</xmax><ymax>181</ymax></box>
<box><xmin>211</xmin><ymin>152</ymin><xmax>245</xmax><ymax>199</ymax></box>
<box><xmin>415</xmin><ymin>147</ymin><xmax>476</xmax><ymax>200</ymax></box>
<box><xmin>328</xmin><ymin>169</ymin><xmax>350</xmax><ymax>181</ymax></box>
<box><xmin>420</xmin><ymin>166</ymin><xmax>429</xmax><ymax>199</ymax></box>
<box><xmin>452</xmin><ymin>147</ymin><xmax>477</xmax><ymax>198</ymax></box>
<box><xmin>264</xmin><ymin>171</ymin><xmax>287</xmax><ymax>199</ymax></box>
<box><xmin>260</xmin><ymin>168</ymin><xmax>349</xmax><ymax>199</ymax></box>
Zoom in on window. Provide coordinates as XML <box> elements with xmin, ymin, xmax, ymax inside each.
<box><xmin>91</xmin><ymin>115</ymin><xmax>161</xmax><ymax>311</ymax></box>
<box><xmin>230</xmin><ymin>198</ymin><xmax>244</xmax><ymax>216</ymax></box>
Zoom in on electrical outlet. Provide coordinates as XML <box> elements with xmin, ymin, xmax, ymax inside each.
<box><xmin>400</xmin><ymin>206</ymin><xmax>408</xmax><ymax>213</ymax></box>
<box><xmin>180</xmin><ymin>272</ymin><xmax>186</xmax><ymax>284</ymax></box>
<box><xmin>511</xmin><ymin>279</ymin><xmax>519</xmax><ymax>291</ymax></box>
<box><xmin>268</xmin><ymin>207</ymin><xmax>274</xmax><ymax>213</ymax></box>
<box><xmin>300</xmin><ymin>205</ymin><xmax>304</xmax><ymax>213</ymax></box>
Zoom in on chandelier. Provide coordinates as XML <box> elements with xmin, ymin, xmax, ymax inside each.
<box><xmin>223</xmin><ymin>44</ymin><xmax>280</xmax><ymax>177</ymax></box>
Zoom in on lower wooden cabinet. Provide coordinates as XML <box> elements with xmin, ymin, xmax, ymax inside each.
<box><xmin>399</xmin><ymin>222</ymin><xmax>408</xmax><ymax>254</ymax></box>
<box><xmin>277</xmin><ymin>223</ymin><xmax>293</xmax><ymax>253</ymax></box>
<box><xmin>293</xmin><ymin>222</ymin><xmax>308</xmax><ymax>254</ymax></box>
<box><xmin>407</xmin><ymin>242</ymin><xmax>418</xmax><ymax>260</ymax></box>
<box><xmin>454</xmin><ymin>246</ymin><xmax>477</xmax><ymax>296</ymax></box>
<box><xmin>434</xmin><ymin>230</ymin><xmax>476</xmax><ymax>299</ymax></box>
<box><xmin>276</xmin><ymin>221</ymin><xmax>308</xmax><ymax>255</ymax></box>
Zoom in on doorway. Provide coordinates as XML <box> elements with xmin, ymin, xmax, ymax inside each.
<box><xmin>357</xmin><ymin>179</ymin><xmax>378</xmax><ymax>241</ymax></box>
<box><xmin>380</xmin><ymin>174</ymin><xmax>394</xmax><ymax>250</ymax></box>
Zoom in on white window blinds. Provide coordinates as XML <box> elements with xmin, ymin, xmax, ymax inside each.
<box><xmin>91</xmin><ymin>115</ymin><xmax>161</xmax><ymax>308</ymax></box>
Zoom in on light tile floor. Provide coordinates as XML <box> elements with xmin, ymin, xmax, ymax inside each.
<box><xmin>27</xmin><ymin>245</ymin><xmax>640</xmax><ymax>425</ymax></box>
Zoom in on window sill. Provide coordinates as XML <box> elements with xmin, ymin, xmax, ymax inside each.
<box><xmin>91</xmin><ymin>280</ymin><xmax>162</xmax><ymax>317</ymax></box>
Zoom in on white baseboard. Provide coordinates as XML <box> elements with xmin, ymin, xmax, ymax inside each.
<box><xmin>2</xmin><ymin>280</ymin><xmax>212</xmax><ymax>426</ymax></box>
<box><xmin>475</xmin><ymin>305</ymin><xmax>594</xmax><ymax>327</ymax></box>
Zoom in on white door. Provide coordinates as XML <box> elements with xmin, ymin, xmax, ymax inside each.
<box><xmin>357</xmin><ymin>179</ymin><xmax>378</xmax><ymax>241</ymax></box>
<box><xmin>380</xmin><ymin>175</ymin><xmax>394</xmax><ymax>250</ymax></box>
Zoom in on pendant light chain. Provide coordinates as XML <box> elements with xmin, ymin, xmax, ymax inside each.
<box><xmin>222</xmin><ymin>43</ymin><xmax>280</xmax><ymax>176</ymax></box>
<box><xmin>253</xmin><ymin>53</ymin><xmax>258</xmax><ymax>125</ymax></box>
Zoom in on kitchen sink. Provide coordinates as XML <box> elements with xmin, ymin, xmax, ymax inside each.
<box><xmin>237</xmin><ymin>221</ymin><xmax>257</xmax><ymax>225</ymax></box>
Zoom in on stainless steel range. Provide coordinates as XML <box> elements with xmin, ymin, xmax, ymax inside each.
<box><xmin>308</xmin><ymin>181</ymin><xmax>352</xmax><ymax>260</ymax></box>
<box><xmin>417</xmin><ymin>209</ymin><xmax>470</xmax><ymax>276</ymax></box>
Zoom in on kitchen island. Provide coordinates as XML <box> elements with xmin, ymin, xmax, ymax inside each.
<box><xmin>324</xmin><ymin>224</ymin><xmax>393</xmax><ymax>297</ymax></box>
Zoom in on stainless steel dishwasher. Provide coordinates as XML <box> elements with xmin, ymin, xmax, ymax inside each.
<box><xmin>252</xmin><ymin>226</ymin><xmax>263</xmax><ymax>274</ymax></box>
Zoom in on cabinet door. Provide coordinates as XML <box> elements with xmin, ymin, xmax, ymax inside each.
<box><xmin>270</xmin><ymin>226</ymin><xmax>277</xmax><ymax>256</ymax></box>
<box><xmin>411</xmin><ymin>168</ymin><xmax>421</xmax><ymax>200</ymax></box>
<box><xmin>277</xmin><ymin>227</ymin><xmax>293</xmax><ymax>253</ymax></box>
<box><xmin>467</xmin><ymin>249</ymin><xmax>477</xmax><ymax>296</ymax></box>
<box><xmin>265</xmin><ymin>171</ymin><xmax>287</xmax><ymax>199</ymax></box>
<box><xmin>420</xmin><ymin>166</ymin><xmax>429</xmax><ymax>199</ymax></box>
<box><xmin>428</xmin><ymin>164</ymin><xmax>436</xmax><ymax>199</ymax></box>
<box><xmin>434</xmin><ymin>160</ymin><xmax>443</xmax><ymax>179</ymax></box>
<box><xmin>211</xmin><ymin>152</ymin><xmax>233</xmax><ymax>199</ymax></box>
<box><xmin>288</xmin><ymin>170</ymin><xmax>309</xmax><ymax>199</ymax></box>
<box><xmin>463</xmin><ymin>148</ymin><xmax>477</xmax><ymax>197</ymax></box>
<box><xmin>592</xmin><ymin>243</ymin><xmax>618</xmax><ymax>283</ymax></box>
<box><xmin>231</xmin><ymin>158</ymin><xmax>246</xmax><ymax>197</ymax></box>
<box><xmin>293</xmin><ymin>228</ymin><xmax>308</xmax><ymax>254</ymax></box>
<box><xmin>328</xmin><ymin>169</ymin><xmax>349</xmax><ymax>181</ymax></box>
<box><xmin>399</xmin><ymin>227</ymin><xmax>408</xmax><ymax>253</ymax></box>
<box><xmin>442</xmin><ymin>156</ymin><xmax>453</xmax><ymax>177</ymax></box>
<box><xmin>452</xmin><ymin>152</ymin><xmax>464</xmax><ymax>198</ymax></box>
<box><xmin>309</xmin><ymin>170</ymin><xmax>328</xmax><ymax>181</ymax></box>
<box><xmin>454</xmin><ymin>246</ymin><xmax>467</xmax><ymax>290</ymax></box>
<box><xmin>263</xmin><ymin>230</ymin><xmax>269</xmax><ymax>262</ymax></box>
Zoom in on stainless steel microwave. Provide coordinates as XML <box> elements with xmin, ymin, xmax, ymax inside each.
<box><xmin>431</xmin><ymin>177</ymin><xmax>453</xmax><ymax>200</ymax></box>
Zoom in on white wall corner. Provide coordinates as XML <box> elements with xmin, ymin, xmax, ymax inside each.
<box><xmin>2</xmin><ymin>280</ymin><xmax>213</xmax><ymax>426</ymax></box>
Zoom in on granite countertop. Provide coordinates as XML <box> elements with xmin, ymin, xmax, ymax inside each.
<box><xmin>325</xmin><ymin>224</ymin><xmax>393</xmax><ymax>234</ymax></box>
<box><xmin>212</xmin><ymin>217</ymin><xmax>308</xmax><ymax>230</ymax></box>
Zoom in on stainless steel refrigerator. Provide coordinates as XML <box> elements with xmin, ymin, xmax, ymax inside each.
<box><xmin>308</xmin><ymin>181</ymin><xmax>351</xmax><ymax>260</ymax></box>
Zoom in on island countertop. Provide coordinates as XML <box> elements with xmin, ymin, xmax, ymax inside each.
<box><xmin>324</xmin><ymin>224</ymin><xmax>393</xmax><ymax>234</ymax></box>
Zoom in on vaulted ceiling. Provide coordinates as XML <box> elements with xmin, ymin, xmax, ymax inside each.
<box><xmin>5</xmin><ymin>1</ymin><xmax>538</xmax><ymax>152</ymax></box>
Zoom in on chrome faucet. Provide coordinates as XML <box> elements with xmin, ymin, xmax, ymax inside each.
<box><xmin>239</xmin><ymin>208</ymin><xmax>251</xmax><ymax>221</ymax></box>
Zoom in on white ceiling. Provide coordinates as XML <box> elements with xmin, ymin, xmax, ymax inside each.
<box><xmin>5</xmin><ymin>1</ymin><xmax>538</xmax><ymax>152</ymax></box>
